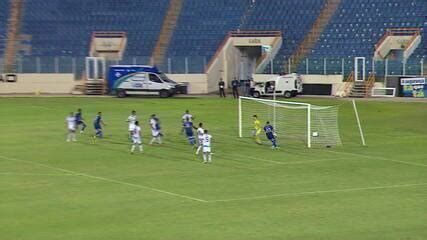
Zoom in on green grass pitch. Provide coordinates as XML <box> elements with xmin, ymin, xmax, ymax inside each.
<box><xmin>0</xmin><ymin>96</ymin><xmax>426</xmax><ymax>240</ymax></box>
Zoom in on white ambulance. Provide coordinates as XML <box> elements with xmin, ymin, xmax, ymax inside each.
<box><xmin>109</xmin><ymin>65</ymin><xmax>186</xmax><ymax>98</ymax></box>
<box><xmin>251</xmin><ymin>73</ymin><xmax>303</xmax><ymax>98</ymax></box>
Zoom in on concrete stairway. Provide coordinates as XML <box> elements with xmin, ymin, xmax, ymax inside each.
<box><xmin>151</xmin><ymin>0</ymin><xmax>183</xmax><ymax>67</ymax></box>
<box><xmin>289</xmin><ymin>0</ymin><xmax>342</xmax><ymax>72</ymax></box>
<box><xmin>349</xmin><ymin>81</ymin><xmax>367</xmax><ymax>98</ymax></box>
<box><xmin>3</xmin><ymin>0</ymin><xmax>24</xmax><ymax>73</ymax></box>
<box><xmin>349</xmin><ymin>73</ymin><xmax>376</xmax><ymax>98</ymax></box>
<box><xmin>84</xmin><ymin>80</ymin><xmax>107</xmax><ymax>95</ymax></box>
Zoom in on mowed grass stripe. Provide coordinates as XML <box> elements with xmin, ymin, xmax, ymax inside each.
<box><xmin>0</xmin><ymin>155</ymin><xmax>208</xmax><ymax>203</ymax></box>
<box><xmin>208</xmin><ymin>182</ymin><xmax>427</xmax><ymax>202</ymax></box>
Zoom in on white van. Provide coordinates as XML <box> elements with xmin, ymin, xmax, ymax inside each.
<box><xmin>109</xmin><ymin>65</ymin><xmax>183</xmax><ymax>98</ymax></box>
<box><xmin>251</xmin><ymin>73</ymin><xmax>303</xmax><ymax>98</ymax></box>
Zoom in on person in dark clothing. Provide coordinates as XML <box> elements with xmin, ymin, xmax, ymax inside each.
<box><xmin>218</xmin><ymin>78</ymin><xmax>226</xmax><ymax>98</ymax></box>
<box><xmin>249</xmin><ymin>77</ymin><xmax>255</xmax><ymax>96</ymax></box>
<box><xmin>231</xmin><ymin>78</ymin><xmax>239</xmax><ymax>99</ymax></box>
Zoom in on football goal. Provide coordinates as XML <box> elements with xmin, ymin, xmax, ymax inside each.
<box><xmin>238</xmin><ymin>97</ymin><xmax>342</xmax><ymax>148</ymax></box>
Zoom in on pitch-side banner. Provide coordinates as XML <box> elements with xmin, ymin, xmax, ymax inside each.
<box><xmin>400</xmin><ymin>77</ymin><xmax>427</xmax><ymax>98</ymax></box>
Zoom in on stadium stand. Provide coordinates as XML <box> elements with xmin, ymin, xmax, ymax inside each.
<box><xmin>21</xmin><ymin>0</ymin><xmax>169</xmax><ymax>57</ymax></box>
<box><xmin>166</xmin><ymin>0</ymin><xmax>249</xmax><ymax>73</ymax></box>
<box><xmin>302</xmin><ymin>0</ymin><xmax>427</xmax><ymax>75</ymax></box>
<box><xmin>166</xmin><ymin>0</ymin><xmax>326</xmax><ymax>73</ymax></box>
<box><xmin>240</xmin><ymin>0</ymin><xmax>326</xmax><ymax>64</ymax></box>
<box><xmin>0</xmin><ymin>0</ymin><xmax>425</xmax><ymax>76</ymax></box>
<box><xmin>0</xmin><ymin>0</ymin><xmax>10</xmax><ymax>56</ymax></box>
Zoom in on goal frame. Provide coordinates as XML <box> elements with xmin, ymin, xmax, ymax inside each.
<box><xmin>238</xmin><ymin>96</ymin><xmax>312</xmax><ymax>148</ymax></box>
<box><xmin>371</xmin><ymin>87</ymin><xmax>396</xmax><ymax>97</ymax></box>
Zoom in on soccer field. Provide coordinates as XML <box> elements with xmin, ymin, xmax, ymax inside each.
<box><xmin>1</xmin><ymin>96</ymin><xmax>426</xmax><ymax>240</ymax></box>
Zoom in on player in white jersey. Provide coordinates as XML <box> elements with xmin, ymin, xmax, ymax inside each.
<box><xmin>130</xmin><ymin>121</ymin><xmax>143</xmax><ymax>154</ymax></box>
<box><xmin>65</xmin><ymin>112</ymin><xmax>77</xmax><ymax>142</ymax></box>
<box><xmin>202</xmin><ymin>130</ymin><xmax>212</xmax><ymax>164</ymax></box>
<box><xmin>182</xmin><ymin>110</ymin><xmax>193</xmax><ymax>122</ymax></box>
<box><xmin>126</xmin><ymin>110</ymin><xmax>137</xmax><ymax>138</ymax></box>
<box><xmin>195</xmin><ymin>122</ymin><xmax>204</xmax><ymax>155</ymax></box>
<box><xmin>181</xmin><ymin>110</ymin><xmax>193</xmax><ymax>134</ymax></box>
<box><xmin>149</xmin><ymin>114</ymin><xmax>162</xmax><ymax>145</ymax></box>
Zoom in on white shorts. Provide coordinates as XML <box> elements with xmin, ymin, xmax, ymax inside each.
<box><xmin>132</xmin><ymin>136</ymin><xmax>141</xmax><ymax>144</ymax></box>
<box><xmin>68</xmin><ymin>126</ymin><xmax>76</xmax><ymax>131</ymax></box>
<box><xmin>203</xmin><ymin>146</ymin><xmax>211</xmax><ymax>153</ymax></box>
<box><xmin>198</xmin><ymin>138</ymin><xmax>203</xmax><ymax>145</ymax></box>
<box><xmin>129</xmin><ymin>124</ymin><xmax>136</xmax><ymax>132</ymax></box>
<box><xmin>152</xmin><ymin>129</ymin><xmax>160</xmax><ymax>137</ymax></box>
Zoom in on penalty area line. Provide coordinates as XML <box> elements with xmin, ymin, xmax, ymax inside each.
<box><xmin>325</xmin><ymin>150</ymin><xmax>427</xmax><ymax>168</ymax></box>
<box><xmin>0</xmin><ymin>172</ymin><xmax>76</xmax><ymax>176</ymax></box>
<box><xmin>208</xmin><ymin>182</ymin><xmax>427</xmax><ymax>203</ymax></box>
<box><xmin>242</xmin><ymin>155</ymin><xmax>347</xmax><ymax>165</ymax></box>
<box><xmin>0</xmin><ymin>155</ymin><xmax>208</xmax><ymax>203</ymax></box>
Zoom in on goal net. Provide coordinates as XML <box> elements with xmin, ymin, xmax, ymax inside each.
<box><xmin>238</xmin><ymin>97</ymin><xmax>342</xmax><ymax>148</ymax></box>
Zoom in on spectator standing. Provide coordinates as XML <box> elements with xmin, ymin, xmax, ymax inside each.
<box><xmin>231</xmin><ymin>78</ymin><xmax>240</xmax><ymax>99</ymax></box>
<box><xmin>218</xmin><ymin>78</ymin><xmax>226</xmax><ymax>98</ymax></box>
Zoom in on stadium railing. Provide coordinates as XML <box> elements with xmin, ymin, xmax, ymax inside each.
<box><xmin>2</xmin><ymin>56</ymin><xmax>424</xmax><ymax>78</ymax></box>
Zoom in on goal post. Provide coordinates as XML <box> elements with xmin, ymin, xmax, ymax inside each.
<box><xmin>238</xmin><ymin>96</ymin><xmax>342</xmax><ymax>148</ymax></box>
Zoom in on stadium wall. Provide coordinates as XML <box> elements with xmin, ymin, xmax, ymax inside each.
<box><xmin>168</xmin><ymin>74</ymin><xmax>208</xmax><ymax>94</ymax></box>
<box><xmin>0</xmin><ymin>74</ymin><xmax>75</xmax><ymax>94</ymax></box>
<box><xmin>0</xmin><ymin>74</ymin><xmax>351</xmax><ymax>96</ymax></box>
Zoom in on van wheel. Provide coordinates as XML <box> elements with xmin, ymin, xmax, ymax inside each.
<box><xmin>117</xmin><ymin>89</ymin><xmax>127</xmax><ymax>98</ymax></box>
<box><xmin>252</xmin><ymin>91</ymin><xmax>261</xmax><ymax>98</ymax></box>
<box><xmin>284</xmin><ymin>91</ymin><xmax>292</xmax><ymax>98</ymax></box>
<box><xmin>159</xmin><ymin>90</ymin><xmax>170</xmax><ymax>98</ymax></box>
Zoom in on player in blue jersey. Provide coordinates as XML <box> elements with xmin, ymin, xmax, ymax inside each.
<box><xmin>264</xmin><ymin>121</ymin><xmax>278</xmax><ymax>149</ymax></box>
<box><xmin>75</xmin><ymin>108</ymin><xmax>87</xmax><ymax>133</ymax></box>
<box><xmin>93</xmin><ymin>112</ymin><xmax>106</xmax><ymax>141</ymax></box>
<box><xmin>183</xmin><ymin>118</ymin><xmax>196</xmax><ymax>146</ymax></box>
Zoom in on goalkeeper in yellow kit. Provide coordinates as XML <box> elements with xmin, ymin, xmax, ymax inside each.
<box><xmin>252</xmin><ymin>115</ymin><xmax>262</xmax><ymax>144</ymax></box>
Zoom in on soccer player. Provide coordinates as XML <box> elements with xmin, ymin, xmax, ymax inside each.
<box><xmin>126</xmin><ymin>110</ymin><xmax>137</xmax><ymax>138</ymax></box>
<box><xmin>181</xmin><ymin>110</ymin><xmax>193</xmax><ymax>134</ymax></box>
<box><xmin>93</xmin><ymin>112</ymin><xmax>105</xmax><ymax>140</ymax></box>
<box><xmin>130</xmin><ymin>121</ymin><xmax>143</xmax><ymax>154</ymax></box>
<box><xmin>66</xmin><ymin>112</ymin><xmax>77</xmax><ymax>142</ymax></box>
<box><xmin>252</xmin><ymin>115</ymin><xmax>262</xmax><ymax>144</ymax></box>
<box><xmin>182</xmin><ymin>110</ymin><xmax>193</xmax><ymax>122</ymax></box>
<box><xmin>264</xmin><ymin>121</ymin><xmax>278</xmax><ymax>149</ymax></box>
<box><xmin>202</xmin><ymin>129</ymin><xmax>212</xmax><ymax>164</ymax></box>
<box><xmin>75</xmin><ymin>108</ymin><xmax>86</xmax><ymax>133</ymax></box>
<box><xmin>183</xmin><ymin>118</ymin><xmax>196</xmax><ymax>146</ymax></box>
<box><xmin>149</xmin><ymin>114</ymin><xmax>162</xmax><ymax>144</ymax></box>
<box><xmin>195</xmin><ymin>122</ymin><xmax>204</xmax><ymax>154</ymax></box>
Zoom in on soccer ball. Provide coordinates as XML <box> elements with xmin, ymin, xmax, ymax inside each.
<box><xmin>312</xmin><ymin>132</ymin><xmax>319</xmax><ymax>137</ymax></box>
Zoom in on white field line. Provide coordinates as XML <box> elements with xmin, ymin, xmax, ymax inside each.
<box><xmin>0</xmin><ymin>155</ymin><xmax>207</xmax><ymax>203</ymax></box>
<box><xmin>30</xmin><ymin>105</ymin><xmax>57</xmax><ymax>110</ymax></box>
<box><xmin>325</xmin><ymin>150</ymin><xmax>427</xmax><ymax>168</ymax></box>
<box><xmin>0</xmin><ymin>172</ymin><xmax>75</xmax><ymax>176</ymax></box>
<box><xmin>243</xmin><ymin>155</ymin><xmax>347</xmax><ymax>165</ymax></box>
<box><xmin>209</xmin><ymin>182</ymin><xmax>427</xmax><ymax>203</ymax></box>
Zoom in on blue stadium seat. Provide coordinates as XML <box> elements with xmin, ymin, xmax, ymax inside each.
<box><xmin>0</xmin><ymin>0</ymin><xmax>10</xmax><ymax>56</ymax></box>
<box><xmin>304</xmin><ymin>0</ymin><xmax>426</xmax><ymax>75</ymax></box>
<box><xmin>0</xmin><ymin>0</ymin><xmax>424</xmax><ymax>75</ymax></box>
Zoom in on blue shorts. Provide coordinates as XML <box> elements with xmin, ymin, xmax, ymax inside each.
<box><xmin>267</xmin><ymin>134</ymin><xmax>275</xmax><ymax>141</ymax></box>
